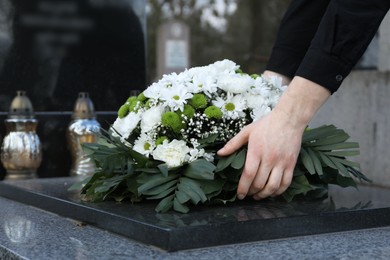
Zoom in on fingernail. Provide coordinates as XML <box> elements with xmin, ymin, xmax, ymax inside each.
<box><xmin>237</xmin><ymin>194</ymin><xmax>245</xmax><ymax>200</ymax></box>
<box><xmin>217</xmin><ymin>148</ymin><xmax>225</xmax><ymax>154</ymax></box>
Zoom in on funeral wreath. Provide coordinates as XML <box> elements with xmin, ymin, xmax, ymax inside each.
<box><xmin>72</xmin><ymin>60</ymin><xmax>371</xmax><ymax>213</ymax></box>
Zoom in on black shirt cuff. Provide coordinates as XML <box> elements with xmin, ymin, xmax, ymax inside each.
<box><xmin>295</xmin><ymin>49</ymin><xmax>352</xmax><ymax>94</ymax></box>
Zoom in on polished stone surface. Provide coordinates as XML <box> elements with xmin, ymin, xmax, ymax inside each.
<box><xmin>1</xmin><ymin>195</ymin><xmax>390</xmax><ymax>259</ymax></box>
<box><xmin>1</xmin><ymin>177</ymin><xmax>390</xmax><ymax>251</ymax></box>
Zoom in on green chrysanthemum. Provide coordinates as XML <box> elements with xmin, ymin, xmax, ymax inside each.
<box><xmin>155</xmin><ymin>136</ymin><xmax>168</xmax><ymax>146</ymax></box>
<box><xmin>127</xmin><ymin>96</ymin><xmax>137</xmax><ymax>103</ymax></box>
<box><xmin>189</xmin><ymin>94</ymin><xmax>208</xmax><ymax>109</ymax></box>
<box><xmin>182</xmin><ymin>104</ymin><xmax>196</xmax><ymax>118</ymax></box>
<box><xmin>137</xmin><ymin>92</ymin><xmax>147</xmax><ymax>102</ymax></box>
<box><xmin>161</xmin><ymin>112</ymin><xmax>183</xmax><ymax>133</ymax></box>
<box><xmin>129</xmin><ymin>100</ymin><xmax>140</xmax><ymax>112</ymax></box>
<box><xmin>118</xmin><ymin>104</ymin><xmax>130</xmax><ymax>118</ymax></box>
<box><xmin>204</xmin><ymin>105</ymin><xmax>223</xmax><ymax>119</ymax></box>
<box><xmin>251</xmin><ymin>74</ymin><xmax>259</xmax><ymax>79</ymax></box>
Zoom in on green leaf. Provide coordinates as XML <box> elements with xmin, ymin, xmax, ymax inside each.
<box><xmin>331</xmin><ymin>157</ymin><xmax>360</xmax><ymax>168</ymax></box>
<box><xmin>317</xmin><ymin>151</ymin><xmax>338</xmax><ymax>169</ymax></box>
<box><xmin>307</xmin><ymin>148</ymin><xmax>323</xmax><ymax>175</ymax></box>
<box><xmin>197</xmin><ymin>179</ymin><xmax>225</xmax><ymax>195</ymax></box>
<box><xmin>183</xmin><ymin>159</ymin><xmax>216</xmax><ymax>180</ymax></box>
<box><xmin>179</xmin><ymin>177</ymin><xmax>207</xmax><ymax>203</ymax></box>
<box><xmin>346</xmin><ymin>166</ymin><xmax>372</xmax><ymax>183</ymax></box>
<box><xmin>94</xmin><ymin>175</ymin><xmax>126</xmax><ymax>193</ymax></box>
<box><xmin>324</xmin><ymin>150</ymin><xmax>360</xmax><ymax>157</ymax></box>
<box><xmin>305</xmin><ymin>131</ymin><xmax>349</xmax><ymax>146</ymax></box>
<box><xmin>141</xmin><ymin>179</ymin><xmax>178</xmax><ymax>196</ymax></box>
<box><xmin>155</xmin><ymin>195</ymin><xmax>174</xmax><ymax>213</ymax></box>
<box><xmin>302</xmin><ymin>125</ymin><xmax>338</xmax><ymax>143</ymax></box>
<box><xmin>147</xmin><ymin>186</ymin><xmax>176</xmax><ymax>200</ymax></box>
<box><xmin>175</xmin><ymin>190</ymin><xmax>191</xmax><ymax>204</ymax></box>
<box><xmin>283</xmin><ymin>175</ymin><xmax>314</xmax><ymax>202</ymax></box>
<box><xmin>231</xmin><ymin>148</ymin><xmax>247</xmax><ymax>170</ymax></box>
<box><xmin>216</xmin><ymin>152</ymin><xmax>237</xmax><ymax>172</ymax></box>
<box><xmin>138</xmin><ymin>174</ymin><xmax>177</xmax><ymax>194</ymax></box>
<box><xmin>329</xmin><ymin>157</ymin><xmax>350</xmax><ymax>177</ymax></box>
<box><xmin>315</xmin><ymin>142</ymin><xmax>359</xmax><ymax>151</ymax></box>
<box><xmin>300</xmin><ymin>148</ymin><xmax>315</xmax><ymax>175</ymax></box>
<box><xmin>173</xmin><ymin>198</ymin><xmax>190</xmax><ymax>213</ymax></box>
<box><xmin>158</xmin><ymin>164</ymin><xmax>169</xmax><ymax>177</ymax></box>
<box><xmin>128</xmin><ymin>149</ymin><xmax>150</xmax><ymax>167</ymax></box>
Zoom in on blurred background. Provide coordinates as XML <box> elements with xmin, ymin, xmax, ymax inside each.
<box><xmin>0</xmin><ymin>0</ymin><xmax>389</xmax><ymax>189</ymax></box>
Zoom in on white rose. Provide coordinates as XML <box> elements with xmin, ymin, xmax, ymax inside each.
<box><xmin>152</xmin><ymin>140</ymin><xmax>190</xmax><ymax>168</ymax></box>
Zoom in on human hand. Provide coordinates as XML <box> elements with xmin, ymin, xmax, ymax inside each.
<box><xmin>217</xmin><ymin>109</ymin><xmax>304</xmax><ymax>200</ymax></box>
<box><xmin>217</xmin><ymin>76</ymin><xmax>331</xmax><ymax>200</ymax></box>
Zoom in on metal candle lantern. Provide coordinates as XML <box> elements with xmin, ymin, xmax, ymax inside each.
<box><xmin>1</xmin><ymin>91</ymin><xmax>42</xmax><ymax>180</ymax></box>
<box><xmin>67</xmin><ymin>92</ymin><xmax>100</xmax><ymax>176</ymax></box>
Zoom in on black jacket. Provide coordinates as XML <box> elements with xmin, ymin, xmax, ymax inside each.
<box><xmin>266</xmin><ymin>0</ymin><xmax>390</xmax><ymax>93</ymax></box>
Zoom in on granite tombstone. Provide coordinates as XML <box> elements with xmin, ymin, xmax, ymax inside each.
<box><xmin>0</xmin><ymin>0</ymin><xmax>147</xmax><ymax>179</ymax></box>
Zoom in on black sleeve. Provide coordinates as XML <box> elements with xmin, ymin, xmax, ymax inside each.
<box><xmin>266</xmin><ymin>0</ymin><xmax>390</xmax><ymax>94</ymax></box>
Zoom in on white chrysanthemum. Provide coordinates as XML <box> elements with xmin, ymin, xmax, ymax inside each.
<box><xmin>217</xmin><ymin>74</ymin><xmax>254</xmax><ymax>94</ymax></box>
<box><xmin>264</xmin><ymin>75</ymin><xmax>283</xmax><ymax>89</ymax></box>
<box><xmin>111</xmin><ymin>112</ymin><xmax>141</xmax><ymax>139</ymax></box>
<box><xmin>244</xmin><ymin>92</ymin><xmax>267</xmax><ymax>110</ymax></box>
<box><xmin>143</xmin><ymin>82</ymin><xmax>161</xmax><ymax>100</ymax></box>
<box><xmin>251</xmin><ymin>105</ymin><xmax>271</xmax><ymax>121</ymax></box>
<box><xmin>186</xmin><ymin>66</ymin><xmax>208</xmax><ymax>78</ymax></box>
<box><xmin>213</xmin><ymin>93</ymin><xmax>246</xmax><ymax>119</ymax></box>
<box><xmin>140</xmin><ymin>105</ymin><xmax>165</xmax><ymax>133</ymax></box>
<box><xmin>187</xmin><ymin>74</ymin><xmax>218</xmax><ymax>96</ymax></box>
<box><xmin>249</xmin><ymin>77</ymin><xmax>269</xmax><ymax>95</ymax></box>
<box><xmin>160</xmin><ymin>84</ymin><xmax>193</xmax><ymax>111</ymax></box>
<box><xmin>268</xmin><ymin>94</ymin><xmax>281</xmax><ymax>109</ymax></box>
<box><xmin>133</xmin><ymin>133</ymin><xmax>155</xmax><ymax>156</ymax></box>
<box><xmin>152</xmin><ymin>140</ymin><xmax>190</xmax><ymax>168</ymax></box>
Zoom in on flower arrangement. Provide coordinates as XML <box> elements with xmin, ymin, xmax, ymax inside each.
<box><xmin>75</xmin><ymin>60</ymin><xmax>370</xmax><ymax>213</ymax></box>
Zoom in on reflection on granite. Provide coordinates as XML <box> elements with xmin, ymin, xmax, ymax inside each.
<box><xmin>3</xmin><ymin>215</ymin><xmax>36</xmax><ymax>244</ymax></box>
<box><xmin>0</xmin><ymin>177</ymin><xmax>390</xmax><ymax>251</ymax></box>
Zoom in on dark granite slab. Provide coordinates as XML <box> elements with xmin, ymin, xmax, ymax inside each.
<box><xmin>0</xmin><ymin>177</ymin><xmax>390</xmax><ymax>251</ymax></box>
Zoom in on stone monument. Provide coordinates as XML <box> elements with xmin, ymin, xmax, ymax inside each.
<box><xmin>157</xmin><ymin>21</ymin><xmax>190</xmax><ymax>79</ymax></box>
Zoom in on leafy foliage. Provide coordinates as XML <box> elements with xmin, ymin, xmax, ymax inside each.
<box><xmin>72</xmin><ymin>125</ymin><xmax>370</xmax><ymax>213</ymax></box>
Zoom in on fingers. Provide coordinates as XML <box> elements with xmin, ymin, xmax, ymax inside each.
<box><xmin>236</xmin><ymin>143</ymin><xmax>262</xmax><ymax>199</ymax></box>
<box><xmin>247</xmin><ymin>160</ymin><xmax>272</xmax><ymax>196</ymax></box>
<box><xmin>217</xmin><ymin>125</ymin><xmax>252</xmax><ymax>156</ymax></box>
<box><xmin>272</xmin><ymin>167</ymin><xmax>294</xmax><ymax>196</ymax></box>
<box><xmin>252</xmin><ymin>166</ymin><xmax>294</xmax><ymax>200</ymax></box>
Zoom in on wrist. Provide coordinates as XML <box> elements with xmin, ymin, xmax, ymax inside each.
<box><xmin>273</xmin><ymin>76</ymin><xmax>331</xmax><ymax>128</ymax></box>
